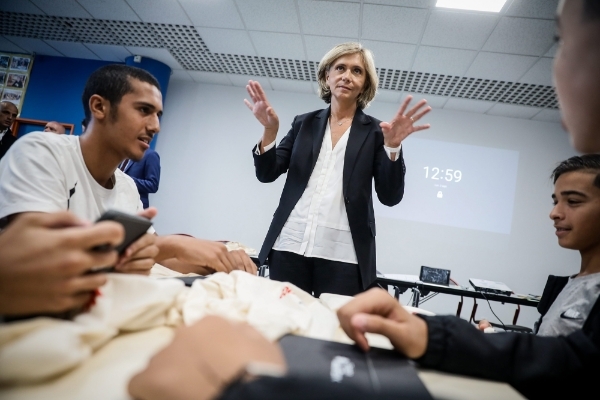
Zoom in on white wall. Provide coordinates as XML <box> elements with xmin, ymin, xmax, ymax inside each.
<box><xmin>153</xmin><ymin>80</ymin><xmax>580</xmax><ymax>329</ymax></box>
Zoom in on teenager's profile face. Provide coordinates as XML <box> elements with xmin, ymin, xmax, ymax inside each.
<box><xmin>550</xmin><ymin>171</ymin><xmax>600</xmax><ymax>252</ymax></box>
<box><xmin>554</xmin><ymin>0</ymin><xmax>600</xmax><ymax>153</ymax></box>
<box><xmin>106</xmin><ymin>78</ymin><xmax>163</xmax><ymax>161</ymax></box>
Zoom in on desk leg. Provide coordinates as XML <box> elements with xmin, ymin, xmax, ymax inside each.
<box><xmin>394</xmin><ymin>286</ymin><xmax>401</xmax><ymax>300</ymax></box>
<box><xmin>513</xmin><ymin>305</ymin><xmax>521</xmax><ymax>325</ymax></box>
<box><xmin>412</xmin><ymin>288</ymin><xmax>421</xmax><ymax>307</ymax></box>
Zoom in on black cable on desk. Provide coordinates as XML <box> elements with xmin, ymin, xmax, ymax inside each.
<box><xmin>476</xmin><ymin>289</ymin><xmax>507</xmax><ymax>331</ymax></box>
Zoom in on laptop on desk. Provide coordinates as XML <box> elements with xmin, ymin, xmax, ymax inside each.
<box><xmin>469</xmin><ymin>278</ymin><xmax>513</xmax><ymax>296</ymax></box>
<box><xmin>279</xmin><ymin>335</ymin><xmax>433</xmax><ymax>399</ymax></box>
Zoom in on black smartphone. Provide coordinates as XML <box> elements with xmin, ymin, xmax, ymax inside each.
<box><xmin>88</xmin><ymin>210</ymin><xmax>153</xmax><ymax>273</ymax></box>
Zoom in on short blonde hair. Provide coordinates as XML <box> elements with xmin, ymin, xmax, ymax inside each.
<box><xmin>317</xmin><ymin>42</ymin><xmax>378</xmax><ymax>109</ymax></box>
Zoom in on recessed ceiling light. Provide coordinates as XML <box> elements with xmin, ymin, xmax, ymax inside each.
<box><xmin>435</xmin><ymin>0</ymin><xmax>508</xmax><ymax>13</ymax></box>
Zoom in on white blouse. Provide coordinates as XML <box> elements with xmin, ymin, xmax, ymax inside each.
<box><xmin>258</xmin><ymin>120</ymin><xmax>401</xmax><ymax>264</ymax></box>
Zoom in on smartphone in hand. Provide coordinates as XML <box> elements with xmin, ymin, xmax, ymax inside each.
<box><xmin>89</xmin><ymin>210</ymin><xmax>153</xmax><ymax>273</ymax></box>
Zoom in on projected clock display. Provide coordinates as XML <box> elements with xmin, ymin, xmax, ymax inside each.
<box><xmin>424</xmin><ymin>167</ymin><xmax>462</xmax><ymax>182</ymax></box>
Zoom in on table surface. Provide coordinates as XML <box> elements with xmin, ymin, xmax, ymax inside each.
<box><xmin>376</xmin><ymin>276</ymin><xmax>540</xmax><ymax>307</ymax></box>
<box><xmin>0</xmin><ymin>326</ymin><xmax>524</xmax><ymax>400</ymax></box>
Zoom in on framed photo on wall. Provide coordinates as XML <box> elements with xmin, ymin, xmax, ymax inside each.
<box><xmin>0</xmin><ymin>55</ymin><xmax>9</xmax><ymax>70</ymax></box>
<box><xmin>6</xmin><ymin>73</ymin><xmax>26</xmax><ymax>88</ymax></box>
<box><xmin>1</xmin><ymin>53</ymin><xmax>34</xmax><ymax>112</ymax></box>
<box><xmin>2</xmin><ymin>88</ymin><xmax>23</xmax><ymax>106</ymax></box>
<box><xmin>9</xmin><ymin>56</ymin><xmax>31</xmax><ymax>72</ymax></box>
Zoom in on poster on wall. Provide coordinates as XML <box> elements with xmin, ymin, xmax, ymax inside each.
<box><xmin>0</xmin><ymin>53</ymin><xmax>33</xmax><ymax>111</ymax></box>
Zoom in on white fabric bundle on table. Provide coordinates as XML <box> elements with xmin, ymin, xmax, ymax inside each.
<box><xmin>0</xmin><ymin>271</ymin><xmax>338</xmax><ymax>385</ymax></box>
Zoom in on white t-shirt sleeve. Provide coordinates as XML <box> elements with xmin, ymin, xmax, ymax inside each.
<box><xmin>0</xmin><ymin>132</ymin><xmax>69</xmax><ymax>219</ymax></box>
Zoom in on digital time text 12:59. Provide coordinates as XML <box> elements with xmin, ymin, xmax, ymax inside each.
<box><xmin>424</xmin><ymin>167</ymin><xmax>462</xmax><ymax>182</ymax></box>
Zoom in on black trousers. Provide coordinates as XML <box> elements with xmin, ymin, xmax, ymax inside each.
<box><xmin>268</xmin><ymin>250</ymin><xmax>363</xmax><ymax>298</ymax></box>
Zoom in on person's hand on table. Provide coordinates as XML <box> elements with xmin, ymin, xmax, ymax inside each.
<box><xmin>244</xmin><ymin>80</ymin><xmax>280</xmax><ymax>153</ymax></box>
<box><xmin>380</xmin><ymin>95</ymin><xmax>431</xmax><ymax>149</ymax></box>
<box><xmin>0</xmin><ymin>212</ymin><xmax>123</xmax><ymax>315</ymax></box>
<box><xmin>128</xmin><ymin>315</ymin><xmax>286</xmax><ymax>400</ymax></box>
<box><xmin>168</xmin><ymin>236</ymin><xmax>257</xmax><ymax>275</ymax></box>
<box><xmin>114</xmin><ymin>207</ymin><xmax>159</xmax><ymax>275</ymax></box>
<box><xmin>337</xmin><ymin>288</ymin><xmax>428</xmax><ymax>359</ymax></box>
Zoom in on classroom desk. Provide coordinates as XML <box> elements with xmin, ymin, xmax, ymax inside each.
<box><xmin>376</xmin><ymin>276</ymin><xmax>539</xmax><ymax>326</ymax></box>
<box><xmin>0</xmin><ymin>325</ymin><xmax>524</xmax><ymax>400</ymax></box>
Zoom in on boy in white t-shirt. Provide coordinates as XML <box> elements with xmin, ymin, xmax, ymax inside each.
<box><xmin>0</xmin><ymin>64</ymin><xmax>256</xmax><ymax>276</ymax></box>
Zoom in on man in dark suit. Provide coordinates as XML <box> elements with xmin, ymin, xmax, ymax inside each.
<box><xmin>119</xmin><ymin>148</ymin><xmax>161</xmax><ymax>209</ymax></box>
<box><xmin>0</xmin><ymin>101</ymin><xmax>18</xmax><ymax>161</ymax></box>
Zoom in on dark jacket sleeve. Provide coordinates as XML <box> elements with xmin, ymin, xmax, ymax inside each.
<box><xmin>416</xmin><ymin>311</ymin><xmax>600</xmax><ymax>399</ymax></box>
<box><xmin>131</xmin><ymin>151</ymin><xmax>161</xmax><ymax>195</ymax></box>
<box><xmin>372</xmin><ymin>143</ymin><xmax>405</xmax><ymax>207</ymax></box>
<box><xmin>252</xmin><ymin>116</ymin><xmax>299</xmax><ymax>183</ymax></box>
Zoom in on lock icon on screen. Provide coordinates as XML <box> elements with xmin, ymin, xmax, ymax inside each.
<box><xmin>437</xmin><ymin>191</ymin><xmax>443</xmax><ymax>198</ymax></box>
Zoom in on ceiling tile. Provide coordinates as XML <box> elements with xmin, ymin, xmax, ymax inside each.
<box><xmin>249</xmin><ymin>31</ymin><xmax>305</xmax><ymax>59</ymax></box>
<box><xmin>197</xmin><ymin>28</ymin><xmax>256</xmax><ymax>56</ymax></box>
<box><xmin>421</xmin><ymin>10</ymin><xmax>498</xmax><ymax>50</ymax></box>
<box><xmin>29</xmin><ymin>0</ymin><xmax>92</xmax><ymax>17</ymax></box>
<box><xmin>0</xmin><ymin>36</ymin><xmax>27</xmax><ymax>53</ymax></box>
<box><xmin>465</xmin><ymin>52</ymin><xmax>537</xmax><ymax>81</ymax></box>
<box><xmin>178</xmin><ymin>0</ymin><xmax>244</xmax><ymax>29</ymax></box>
<box><xmin>544</xmin><ymin>43</ymin><xmax>557</xmax><ymax>58</ymax></box>
<box><xmin>412</xmin><ymin>46</ymin><xmax>477</xmax><ymax>76</ymax></box>
<box><xmin>361</xmin><ymin>40</ymin><xmax>415</xmax><ymax>71</ymax></box>
<box><xmin>228</xmin><ymin>74</ymin><xmax>272</xmax><ymax>90</ymax></box>
<box><xmin>170</xmin><ymin>69</ymin><xmax>194</xmax><ymax>82</ymax></box>
<box><xmin>403</xmin><ymin>92</ymin><xmax>448</xmax><ymax>109</ymax></box>
<box><xmin>519</xmin><ymin>57</ymin><xmax>553</xmax><ymax>86</ymax></box>
<box><xmin>76</xmin><ymin>0</ymin><xmax>140</xmax><ymax>21</ymax></box>
<box><xmin>444</xmin><ymin>98</ymin><xmax>493</xmax><ymax>113</ymax></box>
<box><xmin>0</xmin><ymin>0</ymin><xmax>45</xmax><ymax>14</ymax></box>
<box><xmin>305</xmin><ymin>35</ymin><xmax>350</xmax><ymax>61</ymax></box>
<box><xmin>188</xmin><ymin>71</ymin><xmax>232</xmax><ymax>85</ymax></box>
<box><xmin>486</xmin><ymin>103</ymin><xmax>541</xmax><ymax>119</ymax></box>
<box><xmin>124</xmin><ymin>0</ymin><xmax>192</xmax><ymax>25</ymax></box>
<box><xmin>43</xmin><ymin>40</ymin><xmax>101</xmax><ymax>60</ymax></box>
<box><xmin>298</xmin><ymin>0</ymin><xmax>360</xmax><ymax>38</ymax></box>
<box><xmin>125</xmin><ymin>46</ymin><xmax>183</xmax><ymax>69</ymax></box>
<box><xmin>366</xmin><ymin>0</ymin><xmax>434</xmax><ymax>6</ymax></box>
<box><xmin>532</xmin><ymin>108</ymin><xmax>561</xmax><ymax>123</ymax></box>
<box><xmin>236</xmin><ymin>0</ymin><xmax>300</xmax><ymax>33</ymax></box>
<box><xmin>362</xmin><ymin>5</ymin><xmax>428</xmax><ymax>44</ymax></box>
<box><xmin>4</xmin><ymin>36</ymin><xmax>63</xmax><ymax>56</ymax></box>
<box><xmin>83</xmin><ymin>43</ymin><xmax>132</xmax><ymax>61</ymax></box>
<box><xmin>373</xmin><ymin>89</ymin><xmax>401</xmax><ymax>104</ymax></box>
<box><xmin>505</xmin><ymin>0</ymin><xmax>559</xmax><ymax>19</ymax></box>
<box><xmin>483</xmin><ymin>17</ymin><xmax>556</xmax><ymax>56</ymax></box>
<box><xmin>270</xmin><ymin>78</ymin><xmax>313</xmax><ymax>93</ymax></box>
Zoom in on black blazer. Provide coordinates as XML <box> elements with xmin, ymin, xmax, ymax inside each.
<box><xmin>253</xmin><ymin>107</ymin><xmax>406</xmax><ymax>289</ymax></box>
<box><xmin>0</xmin><ymin>128</ymin><xmax>17</xmax><ymax>161</ymax></box>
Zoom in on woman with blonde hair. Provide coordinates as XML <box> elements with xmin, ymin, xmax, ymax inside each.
<box><xmin>245</xmin><ymin>42</ymin><xmax>431</xmax><ymax>297</ymax></box>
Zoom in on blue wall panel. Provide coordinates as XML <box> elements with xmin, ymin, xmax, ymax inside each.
<box><xmin>20</xmin><ymin>55</ymin><xmax>113</xmax><ymax>136</ymax></box>
<box><xmin>19</xmin><ymin>55</ymin><xmax>171</xmax><ymax>149</ymax></box>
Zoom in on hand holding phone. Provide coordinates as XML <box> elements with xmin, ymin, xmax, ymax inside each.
<box><xmin>89</xmin><ymin>210</ymin><xmax>154</xmax><ymax>273</ymax></box>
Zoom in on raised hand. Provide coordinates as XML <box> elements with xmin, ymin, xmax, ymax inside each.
<box><xmin>244</xmin><ymin>80</ymin><xmax>279</xmax><ymax>131</ymax></box>
<box><xmin>380</xmin><ymin>95</ymin><xmax>432</xmax><ymax>148</ymax></box>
